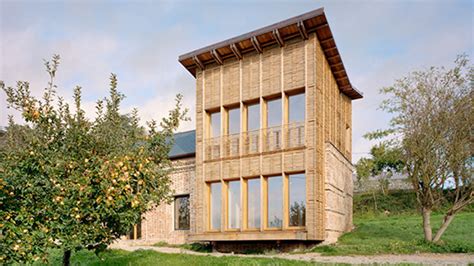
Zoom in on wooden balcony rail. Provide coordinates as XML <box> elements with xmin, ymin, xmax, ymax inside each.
<box><xmin>205</xmin><ymin>136</ymin><xmax>221</xmax><ymax>160</ymax></box>
<box><xmin>204</xmin><ymin>122</ymin><xmax>305</xmax><ymax>160</ymax></box>
<box><xmin>285</xmin><ymin>121</ymin><xmax>305</xmax><ymax>149</ymax></box>
<box><xmin>263</xmin><ymin>125</ymin><xmax>283</xmax><ymax>152</ymax></box>
<box><xmin>223</xmin><ymin>133</ymin><xmax>240</xmax><ymax>157</ymax></box>
<box><xmin>242</xmin><ymin>129</ymin><xmax>260</xmax><ymax>155</ymax></box>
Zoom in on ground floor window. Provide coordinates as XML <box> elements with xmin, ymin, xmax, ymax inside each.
<box><xmin>127</xmin><ymin>220</ymin><xmax>141</xmax><ymax>240</ymax></box>
<box><xmin>207</xmin><ymin>172</ymin><xmax>306</xmax><ymax>231</ymax></box>
<box><xmin>210</xmin><ymin>182</ymin><xmax>222</xmax><ymax>230</ymax></box>
<box><xmin>174</xmin><ymin>194</ymin><xmax>190</xmax><ymax>230</ymax></box>
<box><xmin>247</xmin><ymin>178</ymin><xmax>261</xmax><ymax>229</ymax></box>
<box><xmin>267</xmin><ymin>175</ymin><xmax>283</xmax><ymax>228</ymax></box>
<box><xmin>289</xmin><ymin>173</ymin><xmax>306</xmax><ymax>227</ymax></box>
<box><xmin>227</xmin><ymin>180</ymin><xmax>241</xmax><ymax>229</ymax></box>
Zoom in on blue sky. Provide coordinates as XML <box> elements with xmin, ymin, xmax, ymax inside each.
<box><xmin>1</xmin><ymin>0</ymin><xmax>472</xmax><ymax>162</ymax></box>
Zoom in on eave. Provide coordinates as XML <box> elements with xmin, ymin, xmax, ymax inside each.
<box><xmin>178</xmin><ymin>7</ymin><xmax>363</xmax><ymax>100</ymax></box>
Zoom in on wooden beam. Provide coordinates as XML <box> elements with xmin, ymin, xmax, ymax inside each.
<box><xmin>272</xmin><ymin>29</ymin><xmax>285</xmax><ymax>47</ymax></box>
<box><xmin>323</xmin><ymin>47</ymin><xmax>337</xmax><ymax>53</ymax></box>
<box><xmin>320</xmin><ymin>37</ymin><xmax>333</xmax><ymax>46</ymax></box>
<box><xmin>337</xmin><ymin>76</ymin><xmax>349</xmax><ymax>82</ymax></box>
<box><xmin>340</xmin><ymin>85</ymin><xmax>352</xmax><ymax>91</ymax></box>
<box><xmin>230</xmin><ymin>43</ymin><xmax>242</xmax><ymax>60</ymax></box>
<box><xmin>331</xmin><ymin>62</ymin><xmax>343</xmax><ymax>68</ymax></box>
<box><xmin>211</xmin><ymin>49</ymin><xmax>223</xmax><ymax>65</ymax></box>
<box><xmin>251</xmin><ymin>36</ymin><xmax>262</xmax><ymax>53</ymax></box>
<box><xmin>333</xmin><ymin>69</ymin><xmax>346</xmax><ymax>75</ymax></box>
<box><xmin>314</xmin><ymin>23</ymin><xmax>329</xmax><ymax>31</ymax></box>
<box><xmin>296</xmin><ymin>21</ymin><xmax>308</xmax><ymax>40</ymax></box>
<box><xmin>327</xmin><ymin>54</ymin><xmax>340</xmax><ymax>61</ymax></box>
<box><xmin>193</xmin><ymin>56</ymin><xmax>204</xmax><ymax>70</ymax></box>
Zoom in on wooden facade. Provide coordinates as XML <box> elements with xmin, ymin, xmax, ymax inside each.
<box><xmin>179</xmin><ymin>8</ymin><xmax>361</xmax><ymax>243</ymax></box>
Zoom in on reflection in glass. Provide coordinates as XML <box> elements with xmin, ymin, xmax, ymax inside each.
<box><xmin>174</xmin><ymin>195</ymin><xmax>190</xmax><ymax>230</ymax></box>
<box><xmin>247</xmin><ymin>178</ymin><xmax>260</xmax><ymax>229</ymax></box>
<box><xmin>289</xmin><ymin>174</ymin><xmax>306</xmax><ymax>227</ymax></box>
<box><xmin>228</xmin><ymin>180</ymin><xmax>241</xmax><ymax>229</ymax></box>
<box><xmin>267</xmin><ymin>98</ymin><xmax>282</xmax><ymax>127</ymax></box>
<box><xmin>210</xmin><ymin>112</ymin><xmax>220</xmax><ymax>137</ymax></box>
<box><xmin>210</xmin><ymin>182</ymin><xmax>222</xmax><ymax>230</ymax></box>
<box><xmin>267</xmin><ymin>176</ymin><xmax>283</xmax><ymax>228</ymax></box>
<box><xmin>289</xmin><ymin>93</ymin><xmax>305</xmax><ymax>122</ymax></box>
<box><xmin>247</xmin><ymin>103</ymin><xmax>260</xmax><ymax>131</ymax></box>
<box><xmin>228</xmin><ymin>108</ymin><xmax>240</xmax><ymax>135</ymax></box>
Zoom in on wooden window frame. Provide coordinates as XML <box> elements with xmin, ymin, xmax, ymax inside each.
<box><xmin>206</xmin><ymin>181</ymin><xmax>223</xmax><ymax>232</ymax></box>
<box><xmin>263</xmin><ymin>174</ymin><xmax>284</xmax><ymax>231</ymax></box>
<box><xmin>174</xmin><ymin>194</ymin><xmax>190</xmax><ymax>231</ymax></box>
<box><xmin>286</xmin><ymin>171</ymin><xmax>307</xmax><ymax>230</ymax></box>
<box><xmin>242</xmin><ymin>176</ymin><xmax>262</xmax><ymax>232</ymax></box>
<box><xmin>224</xmin><ymin>178</ymin><xmax>241</xmax><ymax>232</ymax></box>
<box><xmin>206</xmin><ymin>109</ymin><xmax>221</xmax><ymax>139</ymax></box>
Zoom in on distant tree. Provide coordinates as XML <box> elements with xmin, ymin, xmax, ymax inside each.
<box><xmin>355</xmin><ymin>143</ymin><xmax>404</xmax><ymax>195</ymax></box>
<box><xmin>0</xmin><ymin>55</ymin><xmax>188</xmax><ymax>265</ymax></box>
<box><xmin>366</xmin><ymin>54</ymin><xmax>473</xmax><ymax>242</ymax></box>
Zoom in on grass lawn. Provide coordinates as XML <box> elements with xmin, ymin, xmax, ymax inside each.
<box><xmin>312</xmin><ymin>212</ymin><xmax>474</xmax><ymax>255</ymax></box>
<box><xmin>41</xmin><ymin>249</ymin><xmax>319</xmax><ymax>266</ymax></box>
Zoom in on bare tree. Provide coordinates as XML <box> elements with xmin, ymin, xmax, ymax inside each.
<box><xmin>367</xmin><ymin>54</ymin><xmax>473</xmax><ymax>242</ymax></box>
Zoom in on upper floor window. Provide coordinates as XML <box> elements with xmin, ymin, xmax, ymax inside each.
<box><xmin>266</xmin><ymin>98</ymin><xmax>282</xmax><ymax>128</ymax></box>
<box><xmin>209</xmin><ymin>111</ymin><xmax>220</xmax><ymax>138</ymax></box>
<box><xmin>226</xmin><ymin>107</ymin><xmax>240</xmax><ymax>135</ymax></box>
<box><xmin>174</xmin><ymin>195</ymin><xmax>190</xmax><ymax>230</ymax></box>
<box><xmin>288</xmin><ymin>92</ymin><xmax>305</xmax><ymax>123</ymax></box>
<box><xmin>246</xmin><ymin>103</ymin><xmax>260</xmax><ymax>131</ymax></box>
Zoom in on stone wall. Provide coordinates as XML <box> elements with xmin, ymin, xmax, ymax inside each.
<box><xmin>324</xmin><ymin>142</ymin><xmax>353</xmax><ymax>243</ymax></box>
<box><xmin>118</xmin><ymin>157</ymin><xmax>195</xmax><ymax>245</ymax></box>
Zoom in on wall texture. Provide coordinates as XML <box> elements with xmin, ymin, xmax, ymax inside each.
<box><xmin>324</xmin><ymin>142</ymin><xmax>353</xmax><ymax>243</ymax></box>
<box><xmin>117</xmin><ymin>157</ymin><xmax>195</xmax><ymax>245</ymax></box>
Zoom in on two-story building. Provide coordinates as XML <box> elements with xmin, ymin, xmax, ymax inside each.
<box><xmin>125</xmin><ymin>7</ymin><xmax>362</xmax><ymax>249</ymax></box>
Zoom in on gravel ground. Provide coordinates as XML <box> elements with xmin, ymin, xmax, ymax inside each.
<box><xmin>109</xmin><ymin>243</ymin><xmax>474</xmax><ymax>265</ymax></box>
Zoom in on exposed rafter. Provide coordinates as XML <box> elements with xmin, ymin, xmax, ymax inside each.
<box><xmin>251</xmin><ymin>36</ymin><xmax>262</xmax><ymax>53</ymax></box>
<box><xmin>272</xmin><ymin>29</ymin><xmax>285</xmax><ymax>47</ymax></box>
<box><xmin>333</xmin><ymin>69</ymin><xmax>346</xmax><ymax>75</ymax></box>
<box><xmin>314</xmin><ymin>23</ymin><xmax>329</xmax><ymax>31</ymax></box>
<box><xmin>323</xmin><ymin>47</ymin><xmax>337</xmax><ymax>53</ymax></box>
<box><xmin>211</xmin><ymin>49</ymin><xmax>223</xmax><ymax>65</ymax></box>
<box><xmin>230</xmin><ymin>43</ymin><xmax>242</xmax><ymax>60</ymax></box>
<box><xmin>297</xmin><ymin>21</ymin><xmax>308</xmax><ymax>40</ymax></box>
<box><xmin>193</xmin><ymin>56</ymin><xmax>204</xmax><ymax>70</ymax></box>
<box><xmin>320</xmin><ymin>37</ymin><xmax>333</xmax><ymax>45</ymax></box>
<box><xmin>332</xmin><ymin>62</ymin><xmax>343</xmax><ymax>68</ymax></box>
<box><xmin>327</xmin><ymin>54</ymin><xmax>341</xmax><ymax>61</ymax></box>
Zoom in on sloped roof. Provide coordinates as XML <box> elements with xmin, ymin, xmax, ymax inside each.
<box><xmin>178</xmin><ymin>7</ymin><xmax>362</xmax><ymax>100</ymax></box>
<box><xmin>169</xmin><ymin>130</ymin><xmax>195</xmax><ymax>159</ymax></box>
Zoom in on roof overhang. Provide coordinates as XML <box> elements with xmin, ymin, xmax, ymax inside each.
<box><xmin>178</xmin><ymin>7</ymin><xmax>363</xmax><ymax>100</ymax></box>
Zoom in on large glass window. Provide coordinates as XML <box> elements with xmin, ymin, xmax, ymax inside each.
<box><xmin>174</xmin><ymin>195</ymin><xmax>190</xmax><ymax>230</ymax></box>
<box><xmin>266</xmin><ymin>98</ymin><xmax>282</xmax><ymax>127</ymax></box>
<box><xmin>210</xmin><ymin>182</ymin><xmax>222</xmax><ymax>230</ymax></box>
<box><xmin>210</xmin><ymin>111</ymin><xmax>220</xmax><ymax>137</ymax></box>
<box><xmin>227</xmin><ymin>108</ymin><xmax>240</xmax><ymax>135</ymax></box>
<box><xmin>247</xmin><ymin>103</ymin><xmax>260</xmax><ymax>131</ymax></box>
<box><xmin>289</xmin><ymin>173</ymin><xmax>306</xmax><ymax>227</ymax></box>
<box><xmin>288</xmin><ymin>93</ymin><xmax>305</xmax><ymax>122</ymax></box>
<box><xmin>247</xmin><ymin>178</ymin><xmax>261</xmax><ymax>229</ymax></box>
<box><xmin>227</xmin><ymin>180</ymin><xmax>241</xmax><ymax>229</ymax></box>
<box><xmin>267</xmin><ymin>176</ymin><xmax>283</xmax><ymax>228</ymax></box>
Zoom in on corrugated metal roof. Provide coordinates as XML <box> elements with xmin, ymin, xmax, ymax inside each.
<box><xmin>169</xmin><ymin>130</ymin><xmax>196</xmax><ymax>159</ymax></box>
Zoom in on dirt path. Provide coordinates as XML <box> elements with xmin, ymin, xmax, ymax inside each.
<box><xmin>110</xmin><ymin>243</ymin><xmax>474</xmax><ymax>265</ymax></box>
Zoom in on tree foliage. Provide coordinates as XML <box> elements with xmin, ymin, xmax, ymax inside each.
<box><xmin>355</xmin><ymin>143</ymin><xmax>404</xmax><ymax>195</ymax></box>
<box><xmin>368</xmin><ymin>54</ymin><xmax>473</xmax><ymax>242</ymax></box>
<box><xmin>0</xmin><ymin>55</ymin><xmax>188</xmax><ymax>264</ymax></box>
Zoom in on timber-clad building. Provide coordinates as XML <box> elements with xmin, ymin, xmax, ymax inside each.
<box><xmin>123</xmin><ymin>7</ymin><xmax>362</xmax><ymax>248</ymax></box>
